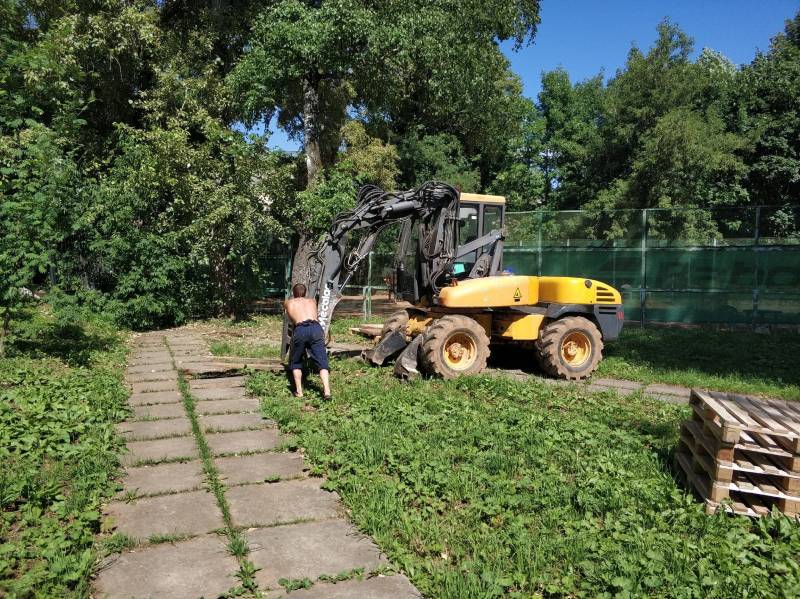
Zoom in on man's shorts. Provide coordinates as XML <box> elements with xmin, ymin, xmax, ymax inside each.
<box><xmin>289</xmin><ymin>320</ymin><xmax>330</xmax><ymax>371</ymax></box>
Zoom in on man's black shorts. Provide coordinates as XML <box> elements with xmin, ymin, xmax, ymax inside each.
<box><xmin>289</xmin><ymin>320</ymin><xmax>329</xmax><ymax>371</ymax></box>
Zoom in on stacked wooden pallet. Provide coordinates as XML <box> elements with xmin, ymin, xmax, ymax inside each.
<box><xmin>676</xmin><ymin>389</ymin><xmax>800</xmax><ymax>517</ymax></box>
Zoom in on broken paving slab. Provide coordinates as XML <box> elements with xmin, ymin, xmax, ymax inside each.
<box><xmin>248</xmin><ymin>519</ymin><xmax>387</xmax><ymax>590</ymax></box>
<box><xmin>215</xmin><ymin>452</ymin><xmax>306</xmax><ymax>486</ymax></box>
<box><xmin>192</xmin><ymin>386</ymin><xmax>248</xmax><ymax>401</ymax></box>
<box><xmin>132</xmin><ymin>402</ymin><xmax>186</xmax><ymax>420</ymax></box>
<box><xmin>128</xmin><ymin>390</ymin><xmax>183</xmax><ymax>406</ymax></box>
<box><xmin>122</xmin><ymin>437</ymin><xmax>198</xmax><ymax>467</ymax></box>
<box><xmin>194</xmin><ymin>398</ymin><xmax>260</xmax><ymax>415</ymax></box>
<box><xmin>121</xmin><ymin>460</ymin><xmax>205</xmax><ymax>497</ymax></box>
<box><xmin>106</xmin><ymin>489</ymin><xmax>224</xmax><ymax>541</ymax></box>
<box><xmin>129</xmin><ymin>379</ymin><xmax>179</xmax><ymax>394</ymax></box>
<box><xmin>116</xmin><ymin>418</ymin><xmax>192</xmax><ymax>441</ymax></box>
<box><xmin>199</xmin><ymin>412</ymin><xmax>270</xmax><ymax>433</ymax></box>
<box><xmin>205</xmin><ymin>428</ymin><xmax>281</xmax><ymax>456</ymax></box>
<box><xmin>189</xmin><ymin>375</ymin><xmax>247</xmax><ymax>389</ymax></box>
<box><xmin>93</xmin><ymin>534</ymin><xmax>238</xmax><ymax>599</ymax></box>
<box><xmin>226</xmin><ymin>479</ymin><xmax>340</xmax><ymax>528</ymax></box>
<box><xmin>271</xmin><ymin>574</ymin><xmax>422</xmax><ymax>599</ymax></box>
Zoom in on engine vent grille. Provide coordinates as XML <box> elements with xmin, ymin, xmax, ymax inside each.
<box><xmin>596</xmin><ymin>285</ymin><xmax>616</xmax><ymax>303</ymax></box>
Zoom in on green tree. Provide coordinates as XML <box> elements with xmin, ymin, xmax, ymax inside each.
<box><xmin>739</xmin><ymin>12</ymin><xmax>800</xmax><ymax>234</ymax></box>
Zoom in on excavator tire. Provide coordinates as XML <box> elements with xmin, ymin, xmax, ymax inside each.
<box><xmin>380</xmin><ymin>309</ymin><xmax>427</xmax><ymax>340</ymax></box>
<box><xmin>381</xmin><ymin>310</ymin><xmax>412</xmax><ymax>339</ymax></box>
<box><xmin>420</xmin><ymin>315</ymin><xmax>490</xmax><ymax>379</ymax></box>
<box><xmin>535</xmin><ymin>316</ymin><xmax>603</xmax><ymax>380</ymax></box>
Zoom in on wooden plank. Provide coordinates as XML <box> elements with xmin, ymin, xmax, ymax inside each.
<box><xmin>691</xmin><ymin>390</ymin><xmax>742</xmax><ymax>444</ymax></box>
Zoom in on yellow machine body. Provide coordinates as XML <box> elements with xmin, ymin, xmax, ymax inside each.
<box><xmin>438</xmin><ymin>275</ymin><xmax>622</xmax><ymax>309</ymax></box>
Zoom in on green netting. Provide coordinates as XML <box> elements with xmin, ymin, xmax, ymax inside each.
<box><xmin>502</xmin><ymin>207</ymin><xmax>800</xmax><ymax>325</ymax></box>
<box><xmin>263</xmin><ymin>207</ymin><xmax>800</xmax><ymax>325</ymax></box>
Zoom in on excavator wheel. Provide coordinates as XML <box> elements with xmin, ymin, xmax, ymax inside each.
<box><xmin>535</xmin><ymin>316</ymin><xmax>603</xmax><ymax>380</ymax></box>
<box><xmin>420</xmin><ymin>315</ymin><xmax>490</xmax><ymax>379</ymax></box>
<box><xmin>380</xmin><ymin>308</ymin><xmax>427</xmax><ymax>340</ymax></box>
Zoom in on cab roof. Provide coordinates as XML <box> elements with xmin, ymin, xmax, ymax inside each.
<box><xmin>459</xmin><ymin>192</ymin><xmax>506</xmax><ymax>206</ymax></box>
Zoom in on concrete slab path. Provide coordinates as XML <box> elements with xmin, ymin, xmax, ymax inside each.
<box><xmin>94</xmin><ymin>331</ymin><xmax>421</xmax><ymax>598</ymax></box>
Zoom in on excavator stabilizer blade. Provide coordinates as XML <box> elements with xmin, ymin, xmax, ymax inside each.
<box><xmin>362</xmin><ymin>329</ymin><xmax>408</xmax><ymax>365</ymax></box>
<box><xmin>393</xmin><ymin>334</ymin><xmax>424</xmax><ymax>380</ymax></box>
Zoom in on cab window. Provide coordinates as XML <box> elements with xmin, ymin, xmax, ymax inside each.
<box><xmin>455</xmin><ymin>204</ymin><xmax>479</xmax><ymax>276</ymax></box>
<box><xmin>482</xmin><ymin>205</ymin><xmax>502</xmax><ymax>235</ymax></box>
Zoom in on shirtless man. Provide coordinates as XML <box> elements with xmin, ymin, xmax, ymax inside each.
<box><xmin>284</xmin><ymin>283</ymin><xmax>331</xmax><ymax>399</ymax></box>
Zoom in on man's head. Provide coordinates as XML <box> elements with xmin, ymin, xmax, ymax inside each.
<box><xmin>292</xmin><ymin>283</ymin><xmax>307</xmax><ymax>298</ymax></box>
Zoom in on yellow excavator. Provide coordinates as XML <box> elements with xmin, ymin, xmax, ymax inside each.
<box><xmin>293</xmin><ymin>181</ymin><xmax>623</xmax><ymax>380</ymax></box>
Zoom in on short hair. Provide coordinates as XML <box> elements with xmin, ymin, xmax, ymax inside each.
<box><xmin>292</xmin><ymin>283</ymin><xmax>307</xmax><ymax>298</ymax></box>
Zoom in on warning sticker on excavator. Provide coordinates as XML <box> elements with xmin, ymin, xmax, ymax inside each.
<box><xmin>513</xmin><ymin>287</ymin><xmax>521</xmax><ymax>301</ymax></box>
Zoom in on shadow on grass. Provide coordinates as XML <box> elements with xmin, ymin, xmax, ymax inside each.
<box><xmin>604</xmin><ymin>326</ymin><xmax>800</xmax><ymax>386</ymax></box>
<box><xmin>7</xmin><ymin>310</ymin><xmax>116</xmax><ymax>368</ymax></box>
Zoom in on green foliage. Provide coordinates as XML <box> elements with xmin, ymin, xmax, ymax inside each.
<box><xmin>397</xmin><ymin>132</ymin><xmax>481</xmax><ymax>191</ymax></box>
<box><xmin>250</xmin><ymin>358</ymin><xmax>800</xmax><ymax>598</ymax></box>
<box><xmin>0</xmin><ymin>307</ymin><xmax>127</xmax><ymax>596</ymax></box>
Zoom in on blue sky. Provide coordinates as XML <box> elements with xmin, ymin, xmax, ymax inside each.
<box><xmin>264</xmin><ymin>0</ymin><xmax>799</xmax><ymax>151</ymax></box>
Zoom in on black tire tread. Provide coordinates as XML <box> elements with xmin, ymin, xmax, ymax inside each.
<box><xmin>420</xmin><ymin>315</ymin><xmax>490</xmax><ymax>379</ymax></box>
<box><xmin>535</xmin><ymin>316</ymin><xmax>603</xmax><ymax>380</ymax></box>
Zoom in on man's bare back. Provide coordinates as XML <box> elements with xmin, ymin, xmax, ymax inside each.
<box><xmin>284</xmin><ymin>297</ymin><xmax>318</xmax><ymax>325</ymax></box>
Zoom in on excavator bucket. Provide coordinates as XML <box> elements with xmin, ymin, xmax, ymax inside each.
<box><xmin>393</xmin><ymin>335</ymin><xmax>424</xmax><ymax>380</ymax></box>
<box><xmin>361</xmin><ymin>329</ymin><xmax>408</xmax><ymax>365</ymax></box>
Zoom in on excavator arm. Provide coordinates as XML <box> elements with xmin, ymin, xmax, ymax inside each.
<box><xmin>280</xmin><ymin>181</ymin><xmax>504</xmax><ymax>360</ymax></box>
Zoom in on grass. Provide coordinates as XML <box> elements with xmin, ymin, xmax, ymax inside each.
<box><xmin>209</xmin><ymin>311</ymin><xmax>798</xmax><ymax>399</ymax></box>
<box><xmin>248</xmin><ymin>357</ymin><xmax>800</xmax><ymax>599</ymax></box>
<box><xmin>598</xmin><ymin>326</ymin><xmax>800</xmax><ymax>400</ymax></box>
<box><xmin>0</xmin><ymin>307</ymin><xmax>129</xmax><ymax>597</ymax></box>
<box><xmin>209</xmin><ymin>340</ymin><xmax>281</xmax><ymax>359</ymax></box>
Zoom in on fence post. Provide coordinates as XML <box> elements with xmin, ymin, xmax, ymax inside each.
<box><xmin>284</xmin><ymin>248</ymin><xmax>293</xmax><ymax>300</ymax></box>
<box><xmin>640</xmin><ymin>209</ymin><xmax>648</xmax><ymax>327</ymax></box>
<box><xmin>537</xmin><ymin>211</ymin><xmax>543</xmax><ymax>276</ymax></box>
<box><xmin>363</xmin><ymin>251</ymin><xmax>373</xmax><ymax>320</ymax></box>
<box><xmin>752</xmin><ymin>206</ymin><xmax>761</xmax><ymax>327</ymax></box>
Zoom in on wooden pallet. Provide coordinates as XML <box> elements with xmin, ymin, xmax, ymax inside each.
<box><xmin>679</xmin><ymin>421</ymin><xmax>800</xmax><ymax>491</ymax></box>
<box><xmin>690</xmin><ymin>390</ymin><xmax>800</xmax><ymax>453</ymax></box>
<box><xmin>676</xmin><ymin>451</ymin><xmax>800</xmax><ymax>517</ymax></box>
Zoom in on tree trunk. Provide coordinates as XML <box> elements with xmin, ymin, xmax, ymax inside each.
<box><xmin>302</xmin><ymin>75</ymin><xmax>323</xmax><ymax>189</ymax></box>
<box><xmin>0</xmin><ymin>306</ymin><xmax>10</xmax><ymax>359</ymax></box>
<box><xmin>290</xmin><ymin>75</ymin><xmax>325</xmax><ymax>291</ymax></box>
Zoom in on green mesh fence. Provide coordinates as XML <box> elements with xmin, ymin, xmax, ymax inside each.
<box><xmin>504</xmin><ymin>206</ymin><xmax>800</xmax><ymax>325</ymax></box>
<box><xmin>262</xmin><ymin>206</ymin><xmax>800</xmax><ymax>325</ymax></box>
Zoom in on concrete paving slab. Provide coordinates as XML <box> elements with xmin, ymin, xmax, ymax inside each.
<box><xmin>192</xmin><ymin>386</ymin><xmax>247</xmax><ymax>400</ymax></box>
<box><xmin>592</xmin><ymin>378</ymin><xmax>644</xmax><ymax>391</ymax></box>
<box><xmin>129</xmin><ymin>350</ymin><xmax>171</xmax><ymax>360</ymax></box>
<box><xmin>648</xmin><ymin>393</ymin><xmax>690</xmax><ymax>405</ymax></box>
<box><xmin>130</xmin><ymin>380</ymin><xmax>179</xmax><ymax>394</ymax></box>
<box><xmin>106</xmin><ymin>490</ymin><xmax>224</xmax><ymax>540</ymax></box>
<box><xmin>271</xmin><ymin>575</ymin><xmax>421</xmax><ymax>599</ymax></box>
<box><xmin>132</xmin><ymin>402</ymin><xmax>186</xmax><ymax>420</ymax></box>
<box><xmin>194</xmin><ymin>398</ymin><xmax>260</xmax><ymax>415</ymax></box>
<box><xmin>206</xmin><ymin>429</ymin><xmax>281</xmax><ymax>456</ymax></box>
<box><xmin>587</xmin><ymin>383</ymin><xmax>638</xmax><ymax>397</ymax></box>
<box><xmin>227</xmin><ymin>479</ymin><xmax>339</xmax><ymax>527</ymax></box>
<box><xmin>122</xmin><ymin>460</ymin><xmax>205</xmax><ymax>497</ymax></box>
<box><xmin>126</xmin><ymin>371</ymin><xmax>178</xmax><ymax>384</ymax></box>
<box><xmin>117</xmin><ymin>418</ymin><xmax>192</xmax><ymax>441</ymax></box>
<box><xmin>128</xmin><ymin>390</ymin><xmax>183</xmax><ymax>406</ymax></box>
<box><xmin>645</xmin><ymin>383</ymin><xmax>691</xmax><ymax>398</ymax></box>
<box><xmin>190</xmin><ymin>375</ymin><xmax>247</xmax><ymax>389</ymax></box>
<box><xmin>248</xmin><ymin>519</ymin><xmax>387</xmax><ymax>589</ymax></box>
<box><xmin>126</xmin><ymin>363</ymin><xmax>174</xmax><ymax>375</ymax></box>
<box><xmin>215</xmin><ymin>453</ymin><xmax>307</xmax><ymax>486</ymax></box>
<box><xmin>122</xmin><ymin>437</ymin><xmax>198</xmax><ymax>467</ymax></box>
<box><xmin>93</xmin><ymin>534</ymin><xmax>238</xmax><ymax>599</ymax></box>
<box><xmin>127</xmin><ymin>356</ymin><xmax>172</xmax><ymax>367</ymax></box>
<box><xmin>199</xmin><ymin>412</ymin><xmax>269</xmax><ymax>433</ymax></box>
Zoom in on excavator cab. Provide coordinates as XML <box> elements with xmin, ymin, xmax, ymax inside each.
<box><xmin>394</xmin><ymin>193</ymin><xmax>506</xmax><ymax>303</ymax></box>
